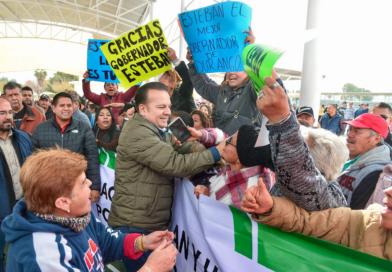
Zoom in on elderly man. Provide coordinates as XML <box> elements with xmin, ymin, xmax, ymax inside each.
<box><xmin>370</xmin><ymin>102</ymin><xmax>392</xmax><ymax>146</ymax></box>
<box><xmin>253</xmin><ymin>77</ymin><xmax>347</xmax><ymax>211</ymax></box>
<box><xmin>320</xmin><ymin>104</ymin><xmax>345</xmax><ymax>135</ymax></box>
<box><xmin>3</xmin><ymin>82</ymin><xmax>46</xmax><ymax>134</ymax></box>
<box><xmin>338</xmin><ymin>113</ymin><xmax>391</xmax><ymax>209</ymax></box>
<box><xmin>296</xmin><ymin>106</ymin><xmax>316</xmax><ymax>127</ymax></box>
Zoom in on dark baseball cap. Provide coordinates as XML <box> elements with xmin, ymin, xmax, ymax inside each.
<box><xmin>39</xmin><ymin>94</ymin><xmax>50</xmax><ymax>101</ymax></box>
<box><xmin>296</xmin><ymin>106</ymin><xmax>314</xmax><ymax>117</ymax></box>
<box><xmin>342</xmin><ymin>101</ymin><xmax>347</xmax><ymax>104</ymax></box>
<box><xmin>363</xmin><ymin>103</ymin><xmax>369</xmax><ymax>106</ymax></box>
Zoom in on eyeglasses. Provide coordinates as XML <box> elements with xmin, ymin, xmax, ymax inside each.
<box><xmin>380</xmin><ymin>115</ymin><xmax>390</xmax><ymax>120</ymax></box>
<box><xmin>226</xmin><ymin>135</ymin><xmax>236</xmax><ymax>147</ymax></box>
<box><xmin>0</xmin><ymin>110</ymin><xmax>15</xmax><ymax>117</ymax></box>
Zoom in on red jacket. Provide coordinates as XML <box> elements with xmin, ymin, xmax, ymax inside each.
<box><xmin>82</xmin><ymin>80</ymin><xmax>139</xmax><ymax>124</ymax></box>
<box><xmin>13</xmin><ymin>102</ymin><xmax>46</xmax><ymax>135</ymax></box>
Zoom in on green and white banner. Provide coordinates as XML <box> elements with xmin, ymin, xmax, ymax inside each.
<box><xmin>171</xmin><ymin>179</ymin><xmax>392</xmax><ymax>272</ymax></box>
<box><xmin>91</xmin><ymin>146</ymin><xmax>116</xmax><ymax>225</ymax></box>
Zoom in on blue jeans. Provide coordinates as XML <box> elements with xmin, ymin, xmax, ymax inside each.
<box><xmin>114</xmin><ymin>226</ymin><xmax>151</xmax><ymax>272</ymax></box>
<box><xmin>0</xmin><ymin>229</ymin><xmax>5</xmax><ymax>272</ymax></box>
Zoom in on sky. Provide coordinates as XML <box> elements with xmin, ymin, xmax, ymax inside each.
<box><xmin>1</xmin><ymin>0</ymin><xmax>391</xmax><ymax>94</ymax></box>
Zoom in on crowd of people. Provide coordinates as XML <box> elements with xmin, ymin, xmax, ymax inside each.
<box><xmin>1</xmin><ymin>28</ymin><xmax>392</xmax><ymax>272</ymax></box>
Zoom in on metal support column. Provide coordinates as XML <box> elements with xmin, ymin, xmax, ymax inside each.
<box><xmin>299</xmin><ymin>0</ymin><xmax>324</xmax><ymax>122</ymax></box>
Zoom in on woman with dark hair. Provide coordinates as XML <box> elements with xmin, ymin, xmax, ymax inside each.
<box><xmin>158</xmin><ymin>47</ymin><xmax>197</xmax><ymax>114</ymax></box>
<box><xmin>199</xmin><ymin>104</ymin><xmax>212</xmax><ymax>117</ymax></box>
<box><xmin>93</xmin><ymin>107</ymin><xmax>121</xmax><ymax>152</ymax></box>
<box><xmin>82</xmin><ymin>72</ymin><xmax>140</xmax><ymax>124</ymax></box>
<box><xmin>190</xmin><ymin>110</ymin><xmax>213</xmax><ymax>130</ymax></box>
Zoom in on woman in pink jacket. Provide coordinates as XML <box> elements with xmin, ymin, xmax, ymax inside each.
<box><xmin>82</xmin><ymin>71</ymin><xmax>140</xmax><ymax>124</ymax></box>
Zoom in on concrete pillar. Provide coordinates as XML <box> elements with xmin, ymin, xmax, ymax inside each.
<box><xmin>178</xmin><ymin>0</ymin><xmax>188</xmax><ymax>59</ymax></box>
<box><xmin>299</xmin><ymin>0</ymin><xmax>324</xmax><ymax>121</ymax></box>
<box><xmin>150</xmin><ymin>0</ymin><xmax>156</xmax><ymax>21</ymax></box>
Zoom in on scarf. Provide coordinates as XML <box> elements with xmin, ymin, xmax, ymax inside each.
<box><xmin>35</xmin><ymin>213</ymin><xmax>91</xmax><ymax>232</ymax></box>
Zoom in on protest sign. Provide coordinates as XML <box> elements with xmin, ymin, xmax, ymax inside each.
<box><xmin>171</xmin><ymin>179</ymin><xmax>392</xmax><ymax>272</ymax></box>
<box><xmin>91</xmin><ymin>146</ymin><xmax>116</xmax><ymax>225</ymax></box>
<box><xmin>242</xmin><ymin>43</ymin><xmax>285</xmax><ymax>94</ymax></box>
<box><xmin>178</xmin><ymin>1</ymin><xmax>252</xmax><ymax>73</ymax></box>
<box><xmin>87</xmin><ymin>39</ymin><xmax>120</xmax><ymax>83</ymax></box>
<box><xmin>100</xmin><ymin>19</ymin><xmax>171</xmax><ymax>89</ymax></box>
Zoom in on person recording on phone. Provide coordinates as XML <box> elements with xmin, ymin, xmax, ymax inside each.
<box><xmin>108</xmin><ymin>82</ymin><xmax>226</xmax><ymax>272</ymax></box>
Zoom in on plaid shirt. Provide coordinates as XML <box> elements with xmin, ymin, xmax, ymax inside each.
<box><xmin>209</xmin><ymin>165</ymin><xmax>275</xmax><ymax>209</ymax></box>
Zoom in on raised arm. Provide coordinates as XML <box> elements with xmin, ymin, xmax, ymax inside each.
<box><xmin>166</xmin><ymin>46</ymin><xmax>194</xmax><ymax>99</ymax></box>
<box><xmin>257</xmin><ymin>77</ymin><xmax>347</xmax><ymax>211</ymax></box>
<box><xmin>123</xmin><ymin>85</ymin><xmax>140</xmax><ymax>102</ymax></box>
<box><xmin>186</xmin><ymin>48</ymin><xmax>221</xmax><ymax>105</ymax></box>
<box><xmin>82</xmin><ymin>71</ymin><xmax>101</xmax><ymax>105</ymax></box>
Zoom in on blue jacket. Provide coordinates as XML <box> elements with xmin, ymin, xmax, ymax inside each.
<box><xmin>1</xmin><ymin>199</ymin><xmax>127</xmax><ymax>272</ymax></box>
<box><xmin>0</xmin><ymin>129</ymin><xmax>32</xmax><ymax>223</ymax></box>
<box><xmin>320</xmin><ymin>113</ymin><xmax>344</xmax><ymax>135</ymax></box>
<box><xmin>354</xmin><ymin>108</ymin><xmax>369</xmax><ymax>118</ymax></box>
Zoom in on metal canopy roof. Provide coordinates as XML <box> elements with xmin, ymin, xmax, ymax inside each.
<box><xmin>0</xmin><ymin>0</ymin><xmax>153</xmax><ymax>44</ymax></box>
<box><xmin>0</xmin><ymin>0</ymin><xmax>153</xmax><ymax>75</ymax></box>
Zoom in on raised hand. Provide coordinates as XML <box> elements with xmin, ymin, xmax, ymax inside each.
<box><xmin>186</xmin><ymin>47</ymin><xmax>194</xmax><ymax>64</ymax></box>
<box><xmin>256</xmin><ymin>77</ymin><xmax>290</xmax><ymax>124</ymax></box>
<box><xmin>243</xmin><ymin>26</ymin><xmax>255</xmax><ymax>45</ymax></box>
<box><xmin>241</xmin><ymin>177</ymin><xmax>273</xmax><ymax>214</ymax></box>
<box><xmin>165</xmin><ymin>46</ymin><xmax>178</xmax><ymax>62</ymax></box>
<box><xmin>83</xmin><ymin>71</ymin><xmax>90</xmax><ymax>80</ymax></box>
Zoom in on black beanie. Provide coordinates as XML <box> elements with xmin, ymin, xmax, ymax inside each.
<box><xmin>236</xmin><ymin>124</ymin><xmax>275</xmax><ymax>171</ymax></box>
<box><xmin>119</xmin><ymin>103</ymin><xmax>135</xmax><ymax>116</ymax></box>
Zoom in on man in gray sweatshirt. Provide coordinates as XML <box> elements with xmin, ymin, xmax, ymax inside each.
<box><xmin>339</xmin><ymin>113</ymin><xmax>391</xmax><ymax>209</ymax></box>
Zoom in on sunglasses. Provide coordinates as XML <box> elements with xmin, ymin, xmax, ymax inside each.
<box><xmin>226</xmin><ymin>135</ymin><xmax>236</xmax><ymax>147</ymax></box>
<box><xmin>380</xmin><ymin>115</ymin><xmax>390</xmax><ymax>120</ymax></box>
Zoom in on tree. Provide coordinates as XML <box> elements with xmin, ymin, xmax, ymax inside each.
<box><xmin>0</xmin><ymin>77</ymin><xmax>16</xmax><ymax>82</ymax></box>
<box><xmin>46</xmin><ymin>72</ymin><xmax>78</xmax><ymax>93</ymax></box>
<box><xmin>24</xmin><ymin>80</ymin><xmax>39</xmax><ymax>93</ymax></box>
<box><xmin>51</xmin><ymin>81</ymin><xmax>74</xmax><ymax>93</ymax></box>
<box><xmin>342</xmin><ymin>83</ymin><xmax>373</xmax><ymax>102</ymax></box>
<box><xmin>34</xmin><ymin>69</ymin><xmax>48</xmax><ymax>96</ymax></box>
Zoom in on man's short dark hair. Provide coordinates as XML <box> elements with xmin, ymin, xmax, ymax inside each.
<box><xmin>22</xmin><ymin>86</ymin><xmax>33</xmax><ymax>94</ymax></box>
<box><xmin>135</xmin><ymin>82</ymin><xmax>168</xmax><ymax>113</ymax></box>
<box><xmin>372</xmin><ymin>102</ymin><xmax>392</xmax><ymax>115</ymax></box>
<box><xmin>52</xmin><ymin>92</ymin><xmax>73</xmax><ymax>106</ymax></box>
<box><xmin>90</xmin><ymin>104</ymin><xmax>99</xmax><ymax>113</ymax></box>
<box><xmin>170</xmin><ymin>111</ymin><xmax>194</xmax><ymax>127</ymax></box>
<box><xmin>3</xmin><ymin>82</ymin><xmax>22</xmax><ymax>95</ymax></box>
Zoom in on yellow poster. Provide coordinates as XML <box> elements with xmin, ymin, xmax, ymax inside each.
<box><xmin>100</xmin><ymin>19</ymin><xmax>172</xmax><ymax>89</ymax></box>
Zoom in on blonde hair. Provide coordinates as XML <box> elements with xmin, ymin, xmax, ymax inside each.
<box><xmin>162</xmin><ymin>69</ymin><xmax>182</xmax><ymax>85</ymax></box>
